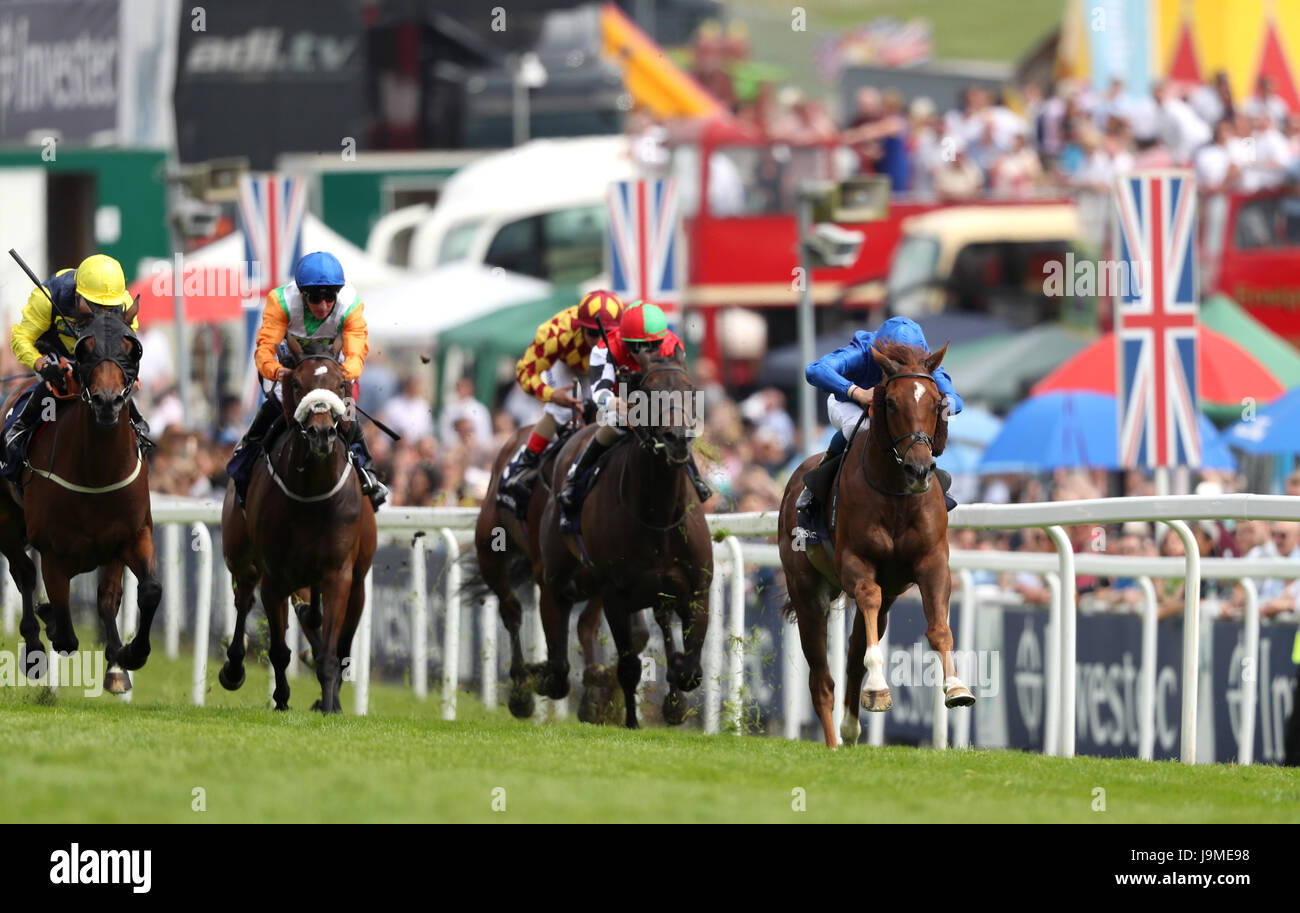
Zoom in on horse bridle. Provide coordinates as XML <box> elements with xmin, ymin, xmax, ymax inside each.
<box><xmin>859</xmin><ymin>371</ymin><xmax>942</xmax><ymax>498</ymax></box>
<box><xmin>622</xmin><ymin>361</ymin><xmax>693</xmax><ymax>467</ymax></box>
<box><xmin>71</xmin><ymin>311</ymin><xmax>142</xmax><ymax>406</ymax></box>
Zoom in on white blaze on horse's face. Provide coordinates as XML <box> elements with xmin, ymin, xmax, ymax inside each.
<box><xmin>913</xmin><ymin>381</ymin><xmax>924</xmax><ymax>404</ymax></box>
<box><xmin>314</xmin><ymin>366</ymin><xmax>328</xmax><ymax>376</ymax></box>
<box><xmin>293</xmin><ymin>388</ymin><xmax>346</xmax><ymax>425</ymax></box>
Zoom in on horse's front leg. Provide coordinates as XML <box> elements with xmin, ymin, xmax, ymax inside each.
<box><xmin>95</xmin><ymin>559</ymin><xmax>131</xmax><ymax>694</ymax></box>
<box><xmin>261</xmin><ymin>583</ymin><xmax>292</xmax><ymax>711</ymax></box>
<box><xmin>915</xmin><ymin>552</ymin><xmax>974</xmax><ymax>708</ymax></box>
<box><xmin>119</xmin><ymin>525</ymin><xmax>161</xmax><ymax>672</ymax></box>
<box><xmin>313</xmin><ymin>567</ymin><xmax>353</xmax><ymax>713</ymax></box>
<box><xmin>535</xmin><ymin>584</ymin><xmax>572</xmax><ymax>702</ymax></box>
<box><xmin>35</xmin><ymin>553</ymin><xmax>76</xmax><ymax>654</ymax></box>
<box><xmin>12</xmin><ymin>551</ymin><xmax>42</xmax><ymax>680</ymax></box>
<box><xmin>840</xmin><ymin>554</ymin><xmax>888</xmax><ymax>742</ymax></box>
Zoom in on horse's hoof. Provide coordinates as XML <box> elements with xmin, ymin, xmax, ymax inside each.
<box><xmin>863</xmin><ymin>688</ymin><xmax>892</xmax><ymax>712</ymax></box>
<box><xmin>507</xmin><ymin>689</ymin><xmax>534</xmax><ymax>719</ymax></box>
<box><xmin>944</xmin><ymin>685</ymin><xmax>975</xmax><ymax>709</ymax></box>
<box><xmin>118</xmin><ymin>642</ymin><xmax>150</xmax><ymax>672</ymax></box>
<box><xmin>104</xmin><ymin>667</ymin><xmax>131</xmax><ymax>694</ymax></box>
<box><xmin>662</xmin><ymin>691</ymin><xmax>688</xmax><ymax>726</ymax></box>
<box><xmin>578</xmin><ymin>687</ymin><xmax>602</xmax><ymax>724</ymax></box>
<box><xmin>311</xmin><ymin>699</ymin><xmax>323</xmax><ymax>711</ymax></box>
<box><xmin>218</xmin><ymin>663</ymin><xmax>245</xmax><ymax>691</ymax></box>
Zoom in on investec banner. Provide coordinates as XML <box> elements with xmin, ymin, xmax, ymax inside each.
<box><xmin>0</xmin><ymin>0</ymin><xmax>120</xmax><ymax>142</ymax></box>
<box><xmin>174</xmin><ymin>0</ymin><xmax>365</xmax><ymax>168</ymax></box>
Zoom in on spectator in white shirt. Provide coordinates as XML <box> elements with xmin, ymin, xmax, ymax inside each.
<box><xmin>1195</xmin><ymin>119</ymin><xmax>1238</xmax><ymax>192</ymax></box>
<box><xmin>1155</xmin><ymin>80</ymin><xmax>1212</xmax><ymax>163</ymax></box>
<box><xmin>1243</xmin><ymin>75</ymin><xmax>1291</xmax><ymax>124</ymax></box>
<box><xmin>435</xmin><ymin>375</ymin><xmax>491</xmax><ymax>450</ymax></box>
<box><xmin>380</xmin><ymin>375</ymin><xmax>435</xmax><ymax>443</ymax></box>
<box><xmin>1263</xmin><ymin>520</ymin><xmax>1300</xmax><ymax>617</ymax></box>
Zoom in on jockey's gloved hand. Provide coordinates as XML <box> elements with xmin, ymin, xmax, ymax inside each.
<box><xmin>36</xmin><ymin>356</ymin><xmax>65</xmax><ymax>386</ymax></box>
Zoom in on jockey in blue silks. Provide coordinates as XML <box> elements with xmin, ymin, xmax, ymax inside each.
<box><xmin>795</xmin><ymin>316</ymin><xmax>963</xmax><ymax>540</ymax></box>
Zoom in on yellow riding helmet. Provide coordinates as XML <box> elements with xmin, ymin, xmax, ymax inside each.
<box><xmin>74</xmin><ymin>254</ymin><xmax>132</xmax><ymax>308</ymax></box>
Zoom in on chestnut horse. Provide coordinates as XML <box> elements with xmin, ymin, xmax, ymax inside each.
<box><xmin>0</xmin><ymin>299</ymin><xmax>160</xmax><ymax>693</ymax></box>
<box><xmin>536</xmin><ymin>353</ymin><xmax>712</xmax><ymax>729</ymax></box>
<box><xmin>777</xmin><ymin>341</ymin><xmax>973</xmax><ymax>749</ymax></box>
<box><xmin>220</xmin><ymin>336</ymin><xmax>377</xmax><ymax>712</ymax></box>
<box><xmin>473</xmin><ymin>420</ymin><xmax>635</xmax><ymax>722</ymax></box>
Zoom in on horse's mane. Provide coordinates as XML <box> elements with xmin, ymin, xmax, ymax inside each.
<box><xmin>870</xmin><ymin>342</ymin><xmax>948</xmax><ymax>456</ymax></box>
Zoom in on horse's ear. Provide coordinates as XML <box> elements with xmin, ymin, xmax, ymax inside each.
<box><xmin>870</xmin><ymin>343</ymin><xmax>899</xmax><ymax>377</ymax></box>
<box><xmin>123</xmin><ymin>295</ymin><xmax>140</xmax><ymax>327</ymax></box>
<box><xmin>924</xmin><ymin>341</ymin><xmax>950</xmax><ymax>374</ymax></box>
<box><xmin>285</xmin><ymin>335</ymin><xmax>304</xmax><ymax>363</ymax></box>
<box><xmin>330</xmin><ymin>334</ymin><xmax>344</xmax><ymax>358</ymax></box>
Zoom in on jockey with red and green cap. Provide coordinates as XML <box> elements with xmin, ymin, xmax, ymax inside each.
<box><xmin>557</xmin><ymin>300</ymin><xmax>712</xmax><ymax>511</ymax></box>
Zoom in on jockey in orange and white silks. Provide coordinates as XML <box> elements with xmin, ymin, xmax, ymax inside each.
<box><xmin>226</xmin><ymin>251</ymin><xmax>388</xmax><ymax>509</ymax></box>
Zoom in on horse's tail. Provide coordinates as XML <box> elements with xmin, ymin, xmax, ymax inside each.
<box><xmin>456</xmin><ymin>548</ymin><xmax>534</xmax><ymax>604</ymax></box>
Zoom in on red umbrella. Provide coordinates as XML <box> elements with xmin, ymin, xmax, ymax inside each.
<box><xmin>127</xmin><ymin>264</ymin><xmax>249</xmax><ymax>326</ymax></box>
<box><xmin>1030</xmin><ymin>328</ymin><xmax>1284</xmax><ymax>405</ymax></box>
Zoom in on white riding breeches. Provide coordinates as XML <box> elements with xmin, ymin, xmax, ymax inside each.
<box><xmin>542</xmin><ymin>363</ymin><xmax>583</xmax><ymax>423</ymax></box>
<box><xmin>827</xmin><ymin>393</ymin><xmax>869</xmax><ymax>438</ymax></box>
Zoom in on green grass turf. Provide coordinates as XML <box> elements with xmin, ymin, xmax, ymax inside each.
<box><xmin>1</xmin><ymin>644</ymin><xmax>1296</xmax><ymax>823</ymax></box>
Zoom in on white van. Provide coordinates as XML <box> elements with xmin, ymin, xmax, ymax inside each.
<box><xmin>379</xmin><ymin>135</ymin><xmax>642</xmax><ymax>283</ymax></box>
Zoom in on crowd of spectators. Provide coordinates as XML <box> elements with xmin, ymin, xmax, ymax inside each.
<box><xmin>676</xmin><ymin>68</ymin><xmax>1300</xmax><ymax>204</ymax></box>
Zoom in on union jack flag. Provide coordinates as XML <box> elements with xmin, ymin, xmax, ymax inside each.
<box><xmin>237</xmin><ymin>174</ymin><xmax>308</xmax><ymax>414</ymax></box>
<box><xmin>607</xmin><ymin>178</ymin><xmax>680</xmax><ymax>322</ymax></box>
<box><xmin>1113</xmin><ymin>170</ymin><xmax>1200</xmax><ymax>469</ymax></box>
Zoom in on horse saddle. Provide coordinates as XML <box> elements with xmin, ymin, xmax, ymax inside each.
<box><xmin>557</xmin><ymin>437</ymin><xmax>625</xmax><ymax>534</ymax></box>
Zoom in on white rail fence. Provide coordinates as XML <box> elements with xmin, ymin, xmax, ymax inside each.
<box><xmin>1</xmin><ymin>494</ymin><xmax>1296</xmax><ymax>765</ymax></box>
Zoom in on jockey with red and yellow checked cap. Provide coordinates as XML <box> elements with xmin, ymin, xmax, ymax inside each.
<box><xmin>556</xmin><ymin>300</ymin><xmax>712</xmax><ymax>512</ymax></box>
<box><xmin>496</xmin><ymin>289</ymin><xmax>623</xmax><ymax>511</ymax></box>
<box><xmin>3</xmin><ymin>254</ymin><xmax>151</xmax><ymax>476</ymax></box>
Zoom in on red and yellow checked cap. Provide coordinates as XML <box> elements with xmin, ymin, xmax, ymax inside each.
<box><xmin>575</xmin><ymin>289</ymin><xmax>623</xmax><ymax>330</ymax></box>
<box><xmin>620</xmin><ymin>300</ymin><xmax>669</xmax><ymax>342</ymax></box>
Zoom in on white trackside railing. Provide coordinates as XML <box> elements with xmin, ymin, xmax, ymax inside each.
<box><xmin>1</xmin><ymin>494</ymin><xmax>1296</xmax><ymax>765</ymax></box>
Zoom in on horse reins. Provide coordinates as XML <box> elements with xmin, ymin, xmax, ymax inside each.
<box><xmin>613</xmin><ymin>359</ymin><xmax>696</xmax><ymax>530</ymax></box>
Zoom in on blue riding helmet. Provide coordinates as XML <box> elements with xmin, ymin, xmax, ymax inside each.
<box><xmin>294</xmin><ymin>251</ymin><xmax>345</xmax><ymax>289</ymax></box>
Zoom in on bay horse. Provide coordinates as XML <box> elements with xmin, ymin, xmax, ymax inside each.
<box><xmin>473</xmin><ymin>420</ymin><xmax>638</xmax><ymax>723</ymax></box>
<box><xmin>0</xmin><ymin>299</ymin><xmax>160</xmax><ymax>693</ymax></box>
<box><xmin>536</xmin><ymin>352</ymin><xmax>712</xmax><ymax>729</ymax></box>
<box><xmin>220</xmin><ymin>335</ymin><xmax>377</xmax><ymax>712</ymax></box>
<box><xmin>777</xmin><ymin>341</ymin><xmax>974</xmax><ymax>749</ymax></box>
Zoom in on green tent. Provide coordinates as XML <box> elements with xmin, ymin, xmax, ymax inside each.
<box><xmin>436</xmin><ymin>285</ymin><xmax>581</xmax><ymax>409</ymax></box>
<box><xmin>942</xmin><ymin>323</ymin><xmax>1097</xmax><ymax>409</ymax></box>
<box><xmin>1200</xmin><ymin>293</ymin><xmax>1300</xmax><ymax>391</ymax></box>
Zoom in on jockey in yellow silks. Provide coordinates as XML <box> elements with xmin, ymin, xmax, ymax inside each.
<box><xmin>3</xmin><ymin>254</ymin><xmax>149</xmax><ymax>476</ymax></box>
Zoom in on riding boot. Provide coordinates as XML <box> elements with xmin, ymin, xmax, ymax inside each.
<box><xmin>2</xmin><ymin>384</ymin><xmax>50</xmax><ymax>478</ymax></box>
<box><xmin>795</xmin><ymin>433</ymin><xmax>848</xmax><ymax>526</ymax></box>
<box><xmin>936</xmin><ymin>467</ymin><xmax>956</xmax><ymax>511</ymax></box>
<box><xmin>685</xmin><ymin>452</ymin><xmax>713</xmax><ymax>502</ymax></box>
<box><xmin>227</xmin><ymin>396</ymin><xmax>282</xmax><ymax>506</ymax></box>
<box><xmin>346</xmin><ymin>421</ymin><xmax>389</xmax><ymax>509</ymax></box>
<box><xmin>127</xmin><ymin>400</ymin><xmax>156</xmax><ymax>452</ymax></box>
<box><xmin>498</xmin><ymin>444</ymin><xmax>542</xmax><ymax>509</ymax></box>
<box><xmin>558</xmin><ymin>437</ymin><xmax>612</xmax><ymax>512</ymax></box>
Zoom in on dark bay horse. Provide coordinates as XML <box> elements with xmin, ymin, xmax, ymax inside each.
<box><xmin>473</xmin><ymin>422</ymin><xmax>633</xmax><ymax>722</ymax></box>
<box><xmin>220</xmin><ymin>335</ymin><xmax>377</xmax><ymax>712</ymax></box>
<box><xmin>777</xmin><ymin>341</ymin><xmax>973</xmax><ymax>749</ymax></box>
<box><xmin>0</xmin><ymin>299</ymin><xmax>160</xmax><ymax>692</ymax></box>
<box><xmin>537</xmin><ymin>353</ymin><xmax>712</xmax><ymax>729</ymax></box>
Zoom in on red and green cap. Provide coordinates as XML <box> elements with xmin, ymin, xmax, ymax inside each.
<box><xmin>620</xmin><ymin>300</ymin><xmax>669</xmax><ymax>342</ymax></box>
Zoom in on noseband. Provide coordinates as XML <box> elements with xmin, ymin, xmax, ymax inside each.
<box><xmin>625</xmin><ymin>361</ymin><xmax>693</xmax><ymax>466</ymax></box>
<box><xmin>879</xmin><ymin>372</ymin><xmax>939</xmax><ymax>469</ymax></box>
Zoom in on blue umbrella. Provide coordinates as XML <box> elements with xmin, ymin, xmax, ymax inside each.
<box><xmin>946</xmin><ymin>405</ymin><xmax>1003</xmax><ymax>447</ymax></box>
<box><xmin>980</xmin><ymin>392</ymin><xmax>1236</xmax><ymax>473</ymax></box>
<box><xmin>1224</xmin><ymin>386</ymin><xmax>1300</xmax><ymax>453</ymax></box>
